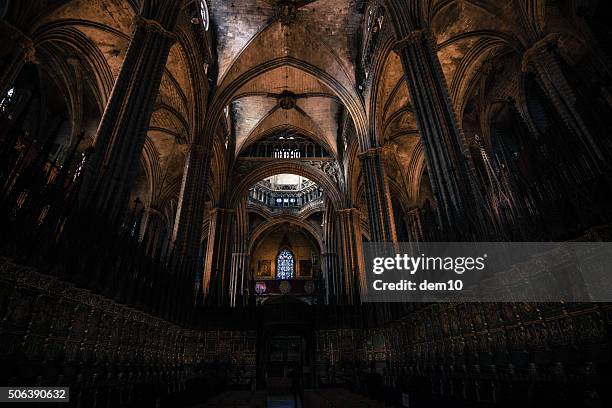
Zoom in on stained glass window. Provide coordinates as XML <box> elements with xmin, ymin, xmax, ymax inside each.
<box><xmin>276</xmin><ymin>248</ymin><xmax>295</xmax><ymax>279</ymax></box>
<box><xmin>199</xmin><ymin>0</ymin><xmax>209</xmax><ymax>31</ymax></box>
<box><xmin>0</xmin><ymin>87</ymin><xmax>15</xmax><ymax>114</ymax></box>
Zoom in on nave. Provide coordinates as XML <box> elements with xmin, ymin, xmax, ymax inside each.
<box><xmin>1</xmin><ymin>0</ymin><xmax>612</xmax><ymax>407</ymax></box>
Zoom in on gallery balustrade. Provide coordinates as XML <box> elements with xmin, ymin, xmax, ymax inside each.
<box><xmin>248</xmin><ymin>181</ymin><xmax>323</xmax><ymax>208</ymax></box>
<box><xmin>240</xmin><ymin>133</ymin><xmax>330</xmax><ymax>159</ymax></box>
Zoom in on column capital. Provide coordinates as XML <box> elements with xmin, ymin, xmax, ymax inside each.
<box><xmin>393</xmin><ymin>29</ymin><xmax>429</xmax><ymax>52</ymax></box>
<box><xmin>521</xmin><ymin>33</ymin><xmax>562</xmax><ymax>72</ymax></box>
<box><xmin>210</xmin><ymin>207</ymin><xmax>235</xmax><ymax>216</ymax></box>
<box><xmin>133</xmin><ymin>14</ymin><xmax>177</xmax><ymax>41</ymax></box>
<box><xmin>338</xmin><ymin>207</ymin><xmax>361</xmax><ymax>216</ymax></box>
<box><xmin>357</xmin><ymin>146</ymin><xmax>385</xmax><ymax>159</ymax></box>
<box><xmin>20</xmin><ymin>38</ymin><xmax>36</xmax><ymax>63</ymax></box>
<box><xmin>187</xmin><ymin>143</ymin><xmax>213</xmax><ymax>156</ymax></box>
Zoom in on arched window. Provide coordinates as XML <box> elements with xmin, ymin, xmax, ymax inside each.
<box><xmin>199</xmin><ymin>0</ymin><xmax>209</xmax><ymax>31</ymax></box>
<box><xmin>276</xmin><ymin>248</ymin><xmax>295</xmax><ymax>279</ymax></box>
<box><xmin>0</xmin><ymin>87</ymin><xmax>15</xmax><ymax>114</ymax></box>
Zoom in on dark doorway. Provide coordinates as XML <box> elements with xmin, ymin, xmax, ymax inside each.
<box><xmin>267</xmin><ymin>335</ymin><xmax>303</xmax><ymax>378</ymax></box>
<box><xmin>265</xmin><ymin>335</ymin><xmax>304</xmax><ymax>393</ymax></box>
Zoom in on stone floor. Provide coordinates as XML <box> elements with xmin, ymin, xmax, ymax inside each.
<box><xmin>267</xmin><ymin>394</ymin><xmax>298</xmax><ymax>408</ymax></box>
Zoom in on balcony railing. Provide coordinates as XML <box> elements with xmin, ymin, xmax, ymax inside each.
<box><xmin>248</xmin><ymin>184</ymin><xmax>323</xmax><ymax>208</ymax></box>
<box><xmin>252</xmin><ymin>278</ymin><xmax>323</xmax><ymax>299</ymax></box>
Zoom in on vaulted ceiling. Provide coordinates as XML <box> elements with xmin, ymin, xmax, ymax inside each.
<box><xmin>208</xmin><ymin>0</ymin><xmax>367</xmax><ymax>157</ymax></box>
<box><xmin>10</xmin><ymin>0</ymin><xmax>584</xmax><ymax>225</ymax></box>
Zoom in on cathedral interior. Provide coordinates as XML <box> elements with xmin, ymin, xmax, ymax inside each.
<box><xmin>1</xmin><ymin>0</ymin><xmax>612</xmax><ymax>406</ymax></box>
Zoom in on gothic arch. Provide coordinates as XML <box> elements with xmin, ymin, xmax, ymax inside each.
<box><xmin>381</xmin><ymin>0</ymin><xmax>426</xmax><ymax>38</ymax></box>
<box><xmin>248</xmin><ymin>216</ymin><xmax>323</xmax><ymax>254</ymax></box>
<box><xmin>345</xmin><ymin>139</ymin><xmax>363</xmax><ymax>205</ymax></box>
<box><xmin>387</xmin><ymin>178</ymin><xmax>411</xmax><ymax>215</ymax></box>
<box><xmin>32</xmin><ymin>24</ymin><xmax>116</xmax><ymax>110</ymax></box>
<box><xmin>173</xmin><ymin>26</ymin><xmax>211</xmax><ymax>139</ymax></box>
<box><xmin>203</xmin><ymin>4</ymin><xmax>369</xmax><ymax>148</ymax></box>
<box><xmin>209</xmin><ymin>58</ymin><xmax>366</xmax><ymax>145</ymax></box>
<box><xmin>518</xmin><ymin>0</ymin><xmax>547</xmax><ymax>39</ymax></box>
<box><xmin>449</xmin><ymin>36</ymin><xmax>520</xmax><ymax>116</ymax></box>
<box><xmin>247</xmin><ymin>199</ymin><xmax>323</xmax><ymax>222</ymax></box>
<box><xmin>367</xmin><ymin>34</ymin><xmax>400</xmax><ymax>146</ymax></box>
<box><xmin>237</xmin><ymin>124</ymin><xmax>335</xmax><ymax>159</ymax></box>
<box><xmin>235</xmin><ymin>111</ymin><xmax>336</xmax><ymax>157</ymax></box>
<box><xmin>228</xmin><ymin>161</ymin><xmax>344</xmax><ymax>210</ymax></box>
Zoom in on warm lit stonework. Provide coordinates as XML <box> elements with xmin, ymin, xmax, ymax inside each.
<box><xmin>1</xmin><ymin>0</ymin><xmax>611</xmax><ymax>406</ymax></box>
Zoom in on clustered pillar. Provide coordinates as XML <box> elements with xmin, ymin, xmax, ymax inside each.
<box><xmin>82</xmin><ymin>7</ymin><xmax>182</xmax><ymax>226</ymax></box>
<box><xmin>203</xmin><ymin>208</ymin><xmax>235</xmax><ymax>305</ymax></box>
<box><xmin>359</xmin><ymin>147</ymin><xmax>398</xmax><ymax>243</ymax></box>
<box><xmin>173</xmin><ymin>143</ymin><xmax>211</xmax><ymax>259</ymax></box>
<box><xmin>522</xmin><ymin>34</ymin><xmax>606</xmax><ymax>170</ymax></box>
<box><xmin>229</xmin><ymin>198</ymin><xmax>249</xmax><ymax>307</ymax></box>
<box><xmin>337</xmin><ymin>208</ymin><xmax>365</xmax><ymax>304</ymax></box>
<box><xmin>394</xmin><ymin>29</ymin><xmax>480</xmax><ymax>237</ymax></box>
<box><xmin>230</xmin><ymin>252</ymin><xmax>250</xmax><ymax>306</ymax></box>
<box><xmin>322</xmin><ymin>199</ymin><xmax>341</xmax><ymax>303</ymax></box>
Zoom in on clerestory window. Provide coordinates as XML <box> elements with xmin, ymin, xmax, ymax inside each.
<box><xmin>199</xmin><ymin>0</ymin><xmax>209</xmax><ymax>31</ymax></box>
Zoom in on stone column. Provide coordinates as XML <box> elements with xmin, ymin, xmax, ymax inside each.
<box><xmin>522</xmin><ymin>34</ymin><xmax>605</xmax><ymax>170</ymax></box>
<box><xmin>202</xmin><ymin>208</ymin><xmax>235</xmax><ymax>305</ymax></box>
<box><xmin>359</xmin><ymin>147</ymin><xmax>397</xmax><ymax>243</ymax></box>
<box><xmin>405</xmin><ymin>209</ymin><xmax>423</xmax><ymax>242</ymax></box>
<box><xmin>394</xmin><ymin>29</ymin><xmax>478</xmax><ymax>235</ymax></box>
<box><xmin>173</xmin><ymin>144</ymin><xmax>211</xmax><ymax>259</ymax></box>
<box><xmin>229</xmin><ymin>198</ymin><xmax>249</xmax><ymax>307</ymax></box>
<box><xmin>230</xmin><ymin>252</ymin><xmax>249</xmax><ymax>306</ymax></box>
<box><xmin>337</xmin><ymin>208</ymin><xmax>366</xmax><ymax>304</ymax></box>
<box><xmin>0</xmin><ymin>22</ymin><xmax>35</xmax><ymax>99</ymax></box>
<box><xmin>322</xmin><ymin>199</ymin><xmax>341</xmax><ymax>303</ymax></box>
<box><xmin>321</xmin><ymin>252</ymin><xmax>339</xmax><ymax>303</ymax></box>
<box><xmin>82</xmin><ymin>9</ymin><xmax>181</xmax><ymax>225</ymax></box>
